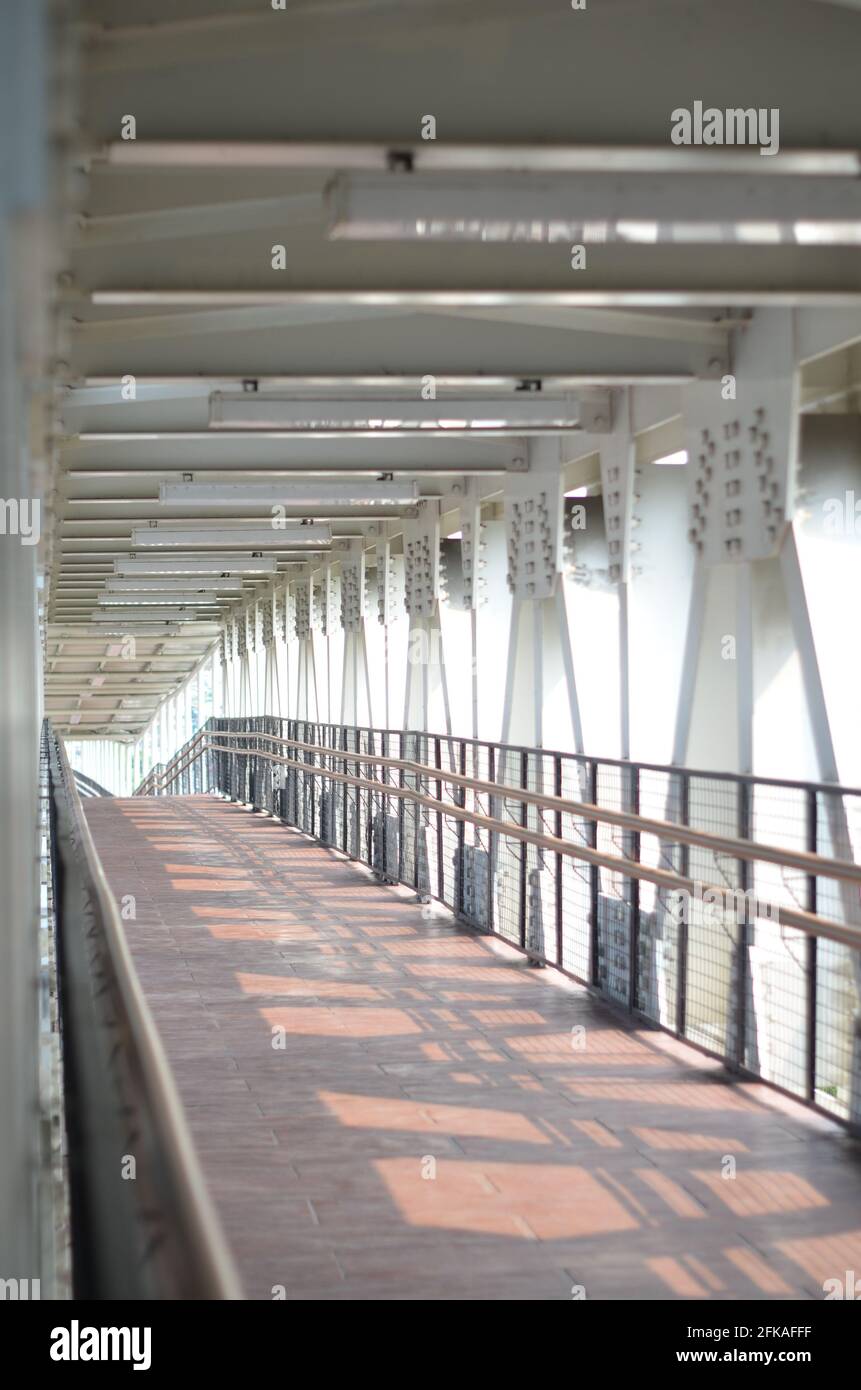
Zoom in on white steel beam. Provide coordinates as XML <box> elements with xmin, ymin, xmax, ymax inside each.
<box><xmin>69</xmin><ymin>303</ymin><xmax>416</xmax><ymax>343</ymax></box>
<box><xmin>76</xmin><ymin>193</ymin><xmax>322</xmax><ymax>246</ymax></box>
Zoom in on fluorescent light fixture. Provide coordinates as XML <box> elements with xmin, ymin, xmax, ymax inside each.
<box><xmin>77</xmin><ymin>433</ymin><xmax>164</xmax><ymax>441</ymax></box>
<box><xmin>565</xmin><ymin>486</ymin><xmax>590</xmax><ymax>497</ymax></box>
<box><xmin>75</xmin><ymin>430</ymin><xmax>447</xmax><ymax>443</ymax></box>
<box><xmin>86</xmin><ymin>290</ymin><xmax>790</xmax><ymax>309</ymax></box>
<box><xmin>653</xmin><ymin>450</ymin><xmax>688</xmax><ymax>466</ymax></box>
<box><xmin>794</xmin><ymin>221</ymin><xmax>861</xmax><ymax>244</ymax></box>
<box><xmin>80</xmin><ymin>623</ymin><xmax>187</xmax><ymax>636</ymax></box>
<box><xmin>105</xmin><ymin>575</ymin><xmax>244</xmax><ymax>592</ymax></box>
<box><xmin>326</xmin><ymin>173</ymin><xmax>861</xmax><ymax>245</ymax></box>
<box><xmin>90</xmin><ymin>609</ymin><xmax>192</xmax><ymax>621</ymax></box>
<box><xmin>83</xmin><ymin>373</ymin><xmax>690</xmax><ymax>391</ymax></box>
<box><xmin>98</xmin><ymin>592</ymin><xmax>225</xmax><ymax>606</ymax></box>
<box><xmin>159</xmin><ymin>480</ymin><xmax>419</xmax><ymax>507</ymax></box>
<box><xmin>130</xmin><ymin>524</ymin><xmax>332</xmax><ymax>548</ymax></box>
<box><xmin>115</xmin><ymin>554</ymin><xmax>278</xmax><ymax>574</ymax></box>
<box><xmin>209</xmin><ymin>392</ymin><xmax>580</xmax><ymax>433</ymax></box>
<box><xmin>101</xmin><ymin>141</ymin><xmax>861</xmax><ymax>177</ymax></box>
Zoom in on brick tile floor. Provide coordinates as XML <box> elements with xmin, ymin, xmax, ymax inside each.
<box><xmin>85</xmin><ymin>796</ymin><xmax>861</xmax><ymax>1301</ymax></box>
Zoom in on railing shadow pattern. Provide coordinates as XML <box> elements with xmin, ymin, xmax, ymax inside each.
<box><xmin>135</xmin><ymin>716</ymin><xmax>861</xmax><ymax>1129</ymax></box>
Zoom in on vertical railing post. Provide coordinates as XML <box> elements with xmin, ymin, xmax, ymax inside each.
<box><xmin>554</xmin><ymin>754</ymin><xmax>563</xmax><ymax>969</ymax></box>
<box><xmin>412</xmin><ymin>733</ymin><xmax>422</xmax><ymax>895</ymax></box>
<box><xmin>434</xmin><ymin>737</ymin><xmax>444</xmax><ymax>902</ymax></box>
<box><xmin>351</xmin><ymin>727</ymin><xmax>360</xmax><ymax>858</ymax></box>
<box><xmin>735</xmin><ymin>780</ymin><xmax>752</xmax><ymax>1070</ymax></box>
<box><xmin>364</xmin><ymin>729</ymin><xmax>373</xmax><ymax>865</ymax></box>
<box><xmin>627</xmin><ymin>764</ymin><xmax>641</xmax><ymax>1014</ymax></box>
<box><xmin>519</xmin><ymin>750</ymin><xmax>528</xmax><ymax>952</ymax></box>
<box><xmin>589</xmin><ymin>761</ymin><xmax>600</xmax><ymax>988</ymax></box>
<box><xmin>310</xmin><ymin>723</ymin><xmax>317</xmax><ymax>839</ymax></box>
<box><xmin>806</xmin><ymin>788</ymin><xmax>818</xmax><ymax>1103</ymax></box>
<box><xmin>456</xmin><ymin>741</ymin><xmax>467</xmax><ymax>917</ymax></box>
<box><xmin>675</xmin><ymin>770</ymin><xmax>690</xmax><ymax>1039</ymax></box>
<box><xmin>381</xmin><ymin>729</ymin><xmax>389</xmax><ymax>875</ymax></box>
<box><xmin>398</xmin><ymin>731</ymin><xmax>406</xmax><ymax>884</ymax></box>
<box><xmin>341</xmin><ymin>725</ymin><xmax>348</xmax><ymax>854</ymax></box>
<box><xmin>487</xmin><ymin>744</ymin><xmax>496</xmax><ymax>936</ymax></box>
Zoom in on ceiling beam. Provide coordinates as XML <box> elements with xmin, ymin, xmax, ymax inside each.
<box><xmin>92</xmin><ymin>141</ymin><xmax>861</xmax><ymax>177</ymax></box>
<box><xmin>76</xmin><ymin>193</ymin><xmax>322</xmax><ymax>246</ymax></box>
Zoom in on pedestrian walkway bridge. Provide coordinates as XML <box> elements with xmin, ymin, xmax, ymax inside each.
<box><xmin>47</xmin><ymin>720</ymin><xmax>861</xmax><ymax>1301</ymax></box>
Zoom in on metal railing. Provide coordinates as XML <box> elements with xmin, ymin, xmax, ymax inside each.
<box><xmin>136</xmin><ymin>716</ymin><xmax>861</xmax><ymax>1128</ymax></box>
<box><xmin>46</xmin><ymin>721</ymin><xmax>242</xmax><ymax>1299</ymax></box>
<box><xmin>71</xmin><ymin>768</ymin><xmax>114</xmax><ymax>799</ymax></box>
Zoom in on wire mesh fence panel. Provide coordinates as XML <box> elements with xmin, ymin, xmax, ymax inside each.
<box><xmin>439</xmin><ymin>810</ymin><xmax>461</xmax><ymax>917</ymax></box>
<box><xmin>399</xmin><ymin>730</ymin><xmax>418</xmax><ymax>891</ymax></box>
<box><xmin>352</xmin><ymin>728</ymin><xmax>368</xmax><ymax>868</ymax></box>
<box><xmin>343</xmin><ymin>725</ymin><xmax>362</xmax><ymax>860</ymax></box>
<box><xmin>413</xmin><ymin>732</ymin><xmax>434</xmax><ymax>899</ymax></box>
<box><xmin>594</xmin><ymin>762</ymin><xmax>631</xmax><ymax>1005</ymax></box>
<box><xmin>368</xmin><ymin>729</ymin><xmax>389</xmax><ymax>879</ymax></box>
<box><xmin>459</xmin><ymin>741</ymin><xmax>492</xmax><ymax>931</ymax></box>
<box><xmin>330</xmin><ymin>723</ymin><xmax>347</xmax><ymax>857</ymax></box>
<box><xmin>523</xmin><ymin>752</ymin><xmax>558</xmax><ymax>966</ymax></box>
<box><xmin>682</xmin><ymin>775</ymin><xmax>742</xmax><ymax>1058</ymax></box>
<box><xmin>299</xmin><ymin>720</ymin><xmax>317</xmax><ymax>836</ymax></box>
<box><xmin>490</xmin><ymin>745</ymin><xmax>526</xmax><ymax>949</ymax></box>
<box><xmin>558</xmin><ymin>756</ymin><xmax>592</xmax><ymax>982</ymax></box>
<box><xmin>744</xmin><ymin>782</ymin><xmax>811</xmax><ymax>1100</ymax></box>
<box><xmin>814</xmin><ymin>787</ymin><xmax>861</xmax><ymax>1122</ymax></box>
<box><xmin>637</xmin><ymin>767</ymin><xmax>684</xmax><ymax>1029</ymax></box>
<box><xmin>319</xmin><ymin>732</ymin><xmax>337</xmax><ymax>848</ymax></box>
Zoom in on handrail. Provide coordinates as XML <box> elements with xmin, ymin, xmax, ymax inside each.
<box><xmin>72</xmin><ymin>768</ymin><xmax>114</xmax><ymax>798</ymax></box>
<box><xmin>136</xmin><ymin>718</ymin><xmax>861</xmax><ymax>802</ymax></box>
<box><xmin>141</xmin><ymin>731</ymin><xmax>861</xmax><ymax>952</ymax></box>
<box><xmin>141</xmin><ymin>726</ymin><xmax>861</xmax><ymax>890</ymax></box>
<box><xmin>47</xmin><ymin>722</ymin><xmax>242</xmax><ymax>1299</ymax></box>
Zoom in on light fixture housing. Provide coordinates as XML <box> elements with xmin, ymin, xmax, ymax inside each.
<box><xmin>209</xmin><ymin>392</ymin><xmax>580</xmax><ymax>433</ymax></box>
<box><xmin>100</xmin><ymin>140</ymin><xmax>861</xmax><ymax>177</ymax></box>
<box><xmin>78</xmin><ymin>623</ymin><xmax>188</xmax><ymax>636</ymax></box>
<box><xmin>98</xmin><ymin>592</ymin><xmax>226</xmax><ymax>606</ymax></box>
<box><xmin>115</xmin><ymin>554</ymin><xmax>278</xmax><ymax>574</ymax></box>
<box><xmin>90</xmin><ymin>608</ymin><xmax>194</xmax><ymax>622</ymax></box>
<box><xmin>130</xmin><ymin>524</ymin><xmax>332</xmax><ymax>548</ymax></box>
<box><xmin>325</xmin><ymin>172</ymin><xmax>861</xmax><ymax>245</ymax></box>
<box><xmin>105</xmin><ymin>575</ymin><xmax>245</xmax><ymax>592</ymax></box>
<box><xmin>159</xmin><ymin>480</ymin><xmax>419</xmax><ymax>507</ymax></box>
